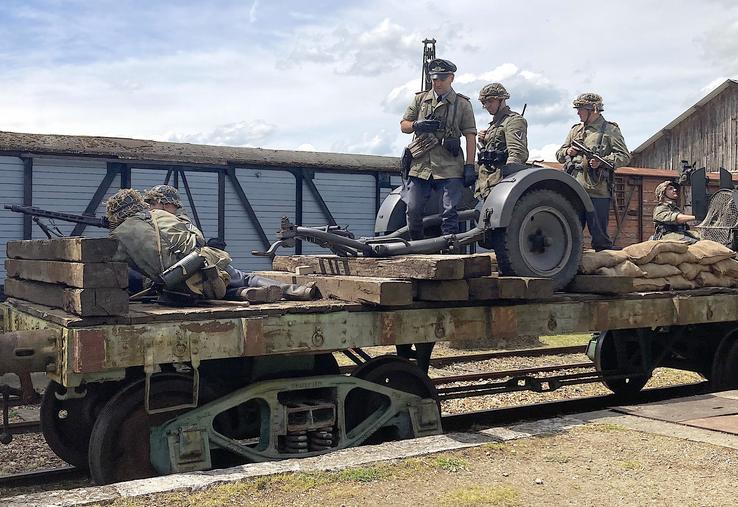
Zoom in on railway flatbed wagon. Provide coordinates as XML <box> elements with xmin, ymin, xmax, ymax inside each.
<box><xmin>2</xmin><ymin>284</ymin><xmax>738</xmax><ymax>484</ymax></box>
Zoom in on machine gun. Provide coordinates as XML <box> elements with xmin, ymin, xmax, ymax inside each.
<box><xmin>570</xmin><ymin>140</ymin><xmax>615</xmax><ymax>171</ymax></box>
<box><xmin>4</xmin><ymin>205</ymin><xmax>109</xmax><ymax>238</ymax></box>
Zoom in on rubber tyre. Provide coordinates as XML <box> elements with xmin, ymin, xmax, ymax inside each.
<box><xmin>490</xmin><ymin>188</ymin><xmax>582</xmax><ymax>291</ymax></box>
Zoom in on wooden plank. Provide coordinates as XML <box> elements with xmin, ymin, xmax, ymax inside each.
<box><xmin>5</xmin><ymin>259</ymin><xmax>128</xmax><ymax>288</ymax></box>
<box><xmin>252</xmin><ymin>271</ymin><xmax>413</xmax><ymax>306</ymax></box>
<box><xmin>462</xmin><ymin>255</ymin><xmax>492</xmax><ymax>278</ymax></box>
<box><xmin>567</xmin><ymin>275</ymin><xmax>634</xmax><ymax>294</ymax></box>
<box><xmin>272</xmin><ymin>255</ymin><xmax>466</xmax><ymax>280</ymax></box>
<box><xmin>6</xmin><ymin>238</ymin><xmax>118</xmax><ymax>262</ymax></box>
<box><xmin>416</xmin><ymin>280</ymin><xmax>469</xmax><ymax>301</ymax></box>
<box><xmin>468</xmin><ymin>276</ymin><xmax>554</xmax><ymax>300</ymax></box>
<box><xmin>4</xmin><ymin>278</ymin><xmax>128</xmax><ymax>316</ymax></box>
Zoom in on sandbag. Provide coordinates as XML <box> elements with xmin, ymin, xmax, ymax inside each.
<box><xmin>651</xmin><ymin>251</ymin><xmax>699</xmax><ymax>265</ymax></box>
<box><xmin>595</xmin><ymin>260</ymin><xmax>647</xmax><ymax>278</ymax></box>
<box><xmin>639</xmin><ymin>262</ymin><xmax>682</xmax><ymax>279</ymax></box>
<box><xmin>624</xmin><ymin>240</ymin><xmax>689</xmax><ymax>265</ymax></box>
<box><xmin>688</xmin><ymin>240</ymin><xmax>735</xmax><ymax>265</ymax></box>
<box><xmin>579</xmin><ymin>249</ymin><xmax>630</xmax><ymax>274</ymax></box>
<box><xmin>710</xmin><ymin>258</ymin><xmax>738</xmax><ymax>278</ymax></box>
<box><xmin>678</xmin><ymin>262</ymin><xmax>710</xmax><ymax>281</ymax></box>
<box><xmin>696</xmin><ymin>271</ymin><xmax>735</xmax><ymax>288</ymax></box>
<box><xmin>632</xmin><ymin>277</ymin><xmax>668</xmax><ymax>291</ymax></box>
<box><xmin>665</xmin><ymin>275</ymin><xmax>699</xmax><ymax>290</ymax></box>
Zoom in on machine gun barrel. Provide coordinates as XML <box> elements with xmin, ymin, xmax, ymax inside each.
<box><xmin>4</xmin><ymin>205</ymin><xmax>110</xmax><ymax>229</ymax></box>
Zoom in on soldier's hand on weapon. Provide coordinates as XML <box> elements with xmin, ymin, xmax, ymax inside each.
<box><xmin>413</xmin><ymin>119</ymin><xmax>441</xmax><ymax>133</ymax></box>
<box><xmin>477</xmin><ymin>129</ymin><xmax>487</xmax><ymax>143</ymax></box>
<box><xmin>588</xmin><ymin>157</ymin><xmax>601</xmax><ymax>169</ymax></box>
<box><xmin>566</xmin><ymin>146</ymin><xmax>580</xmax><ymax>157</ymax></box>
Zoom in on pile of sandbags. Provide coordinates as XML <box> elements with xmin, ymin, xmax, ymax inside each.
<box><xmin>578</xmin><ymin>239</ymin><xmax>738</xmax><ymax>291</ymax></box>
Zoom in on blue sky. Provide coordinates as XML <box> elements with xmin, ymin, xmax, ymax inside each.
<box><xmin>1</xmin><ymin>0</ymin><xmax>737</xmax><ymax>161</ymax></box>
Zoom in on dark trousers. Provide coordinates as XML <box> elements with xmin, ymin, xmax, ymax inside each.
<box><xmin>402</xmin><ymin>176</ymin><xmax>464</xmax><ymax>239</ymax></box>
<box><xmin>586</xmin><ymin>197</ymin><xmax>612</xmax><ymax>251</ymax></box>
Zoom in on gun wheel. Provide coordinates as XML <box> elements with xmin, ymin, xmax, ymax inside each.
<box><xmin>491</xmin><ymin>188</ymin><xmax>582</xmax><ymax>290</ymax></box>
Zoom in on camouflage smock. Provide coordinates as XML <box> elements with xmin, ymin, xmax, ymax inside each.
<box><xmin>555</xmin><ymin>115</ymin><xmax>630</xmax><ymax>198</ymax></box>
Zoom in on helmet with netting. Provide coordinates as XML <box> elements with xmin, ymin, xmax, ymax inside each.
<box><xmin>479</xmin><ymin>82</ymin><xmax>510</xmax><ymax>101</ymax></box>
<box><xmin>572</xmin><ymin>92</ymin><xmax>604</xmax><ymax>111</ymax></box>
<box><xmin>144</xmin><ymin>185</ymin><xmax>182</xmax><ymax>207</ymax></box>
<box><xmin>654</xmin><ymin>180</ymin><xmax>678</xmax><ymax>202</ymax></box>
<box><xmin>105</xmin><ymin>189</ymin><xmax>148</xmax><ymax>229</ymax></box>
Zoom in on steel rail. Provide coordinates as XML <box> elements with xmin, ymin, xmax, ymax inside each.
<box><xmin>0</xmin><ymin>466</ymin><xmax>85</xmax><ymax>490</ymax></box>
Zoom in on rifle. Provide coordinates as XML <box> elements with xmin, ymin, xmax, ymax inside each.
<box><xmin>4</xmin><ymin>205</ymin><xmax>109</xmax><ymax>238</ymax></box>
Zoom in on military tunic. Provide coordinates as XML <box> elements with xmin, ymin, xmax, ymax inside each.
<box><xmin>653</xmin><ymin>201</ymin><xmax>700</xmax><ymax>242</ymax></box>
<box><xmin>111</xmin><ymin>209</ymin><xmax>231</xmax><ymax>296</ymax></box>
<box><xmin>403</xmin><ymin>89</ymin><xmax>477</xmax><ymax>179</ymax></box>
<box><xmin>474</xmin><ymin>106</ymin><xmax>528</xmax><ymax>199</ymax></box>
<box><xmin>555</xmin><ymin>115</ymin><xmax>630</xmax><ymax>198</ymax></box>
<box><xmin>174</xmin><ymin>207</ymin><xmax>205</xmax><ymax>246</ymax></box>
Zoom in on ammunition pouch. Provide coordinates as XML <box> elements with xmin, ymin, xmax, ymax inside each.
<box><xmin>654</xmin><ymin>222</ymin><xmax>689</xmax><ymax>240</ymax></box>
<box><xmin>441</xmin><ymin>137</ymin><xmax>461</xmax><ymax>157</ymax></box>
<box><xmin>478</xmin><ymin>148</ymin><xmax>508</xmax><ymax>168</ymax></box>
<box><xmin>407</xmin><ymin>133</ymin><xmax>439</xmax><ymax>159</ymax></box>
<box><xmin>159</xmin><ymin>251</ymin><xmax>206</xmax><ymax>289</ymax></box>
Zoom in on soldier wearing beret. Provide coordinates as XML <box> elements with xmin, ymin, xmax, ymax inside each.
<box><xmin>652</xmin><ymin>180</ymin><xmax>699</xmax><ymax>243</ymax></box>
<box><xmin>475</xmin><ymin>82</ymin><xmax>529</xmax><ymax>200</ymax></box>
<box><xmin>556</xmin><ymin>93</ymin><xmax>630</xmax><ymax>251</ymax></box>
<box><xmin>400</xmin><ymin>58</ymin><xmax>477</xmax><ymax>240</ymax></box>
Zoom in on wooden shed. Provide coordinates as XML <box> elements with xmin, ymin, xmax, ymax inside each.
<box><xmin>630</xmin><ymin>79</ymin><xmax>738</xmax><ymax>172</ymax></box>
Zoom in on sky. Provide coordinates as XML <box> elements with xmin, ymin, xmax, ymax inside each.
<box><xmin>1</xmin><ymin>0</ymin><xmax>738</xmax><ymax>161</ymax></box>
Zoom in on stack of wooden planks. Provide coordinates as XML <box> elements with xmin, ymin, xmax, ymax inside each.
<box><xmin>256</xmin><ymin>253</ymin><xmax>555</xmax><ymax>306</ymax></box>
<box><xmin>4</xmin><ymin>237</ymin><xmax>129</xmax><ymax>316</ymax></box>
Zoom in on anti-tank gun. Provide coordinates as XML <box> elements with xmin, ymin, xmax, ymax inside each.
<box><xmin>255</xmin><ymin>166</ymin><xmax>595</xmax><ymax>290</ymax></box>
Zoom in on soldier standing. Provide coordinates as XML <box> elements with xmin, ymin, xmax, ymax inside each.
<box><xmin>475</xmin><ymin>82</ymin><xmax>529</xmax><ymax>200</ymax></box>
<box><xmin>400</xmin><ymin>58</ymin><xmax>477</xmax><ymax>240</ymax></box>
<box><xmin>652</xmin><ymin>180</ymin><xmax>699</xmax><ymax>243</ymax></box>
<box><xmin>556</xmin><ymin>93</ymin><xmax>630</xmax><ymax>251</ymax></box>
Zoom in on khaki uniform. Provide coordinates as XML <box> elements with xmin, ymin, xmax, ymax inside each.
<box><xmin>555</xmin><ymin>116</ymin><xmax>630</xmax><ymax>198</ymax></box>
<box><xmin>475</xmin><ymin>106</ymin><xmax>528</xmax><ymax>199</ymax></box>
<box><xmin>111</xmin><ymin>209</ymin><xmax>230</xmax><ymax>296</ymax></box>
<box><xmin>402</xmin><ymin>89</ymin><xmax>476</xmax><ymax>179</ymax></box>
<box><xmin>653</xmin><ymin>202</ymin><xmax>700</xmax><ymax>242</ymax></box>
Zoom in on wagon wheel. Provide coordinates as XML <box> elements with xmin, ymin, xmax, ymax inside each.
<box><xmin>710</xmin><ymin>336</ymin><xmax>738</xmax><ymax>390</ymax></box>
<box><xmin>40</xmin><ymin>381</ymin><xmax>119</xmax><ymax>469</ymax></box>
<box><xmin>489</xmin><ymin>188</ymin><xmax>582</xmax><ymax>290</ymax></box>
<box><xmin>346</xmin><ymin>356</ymin><xmax>438</xmax><ymax>441</ymax></box>
<box><xmin>594</xmin><ymin>330</ymin><xmax>651</xmax><ymax>395</ymax></box>
<box><xmin>88</xmin><ymin>375</ymin><xmax>202</xmax><ymax>485</ymax></box>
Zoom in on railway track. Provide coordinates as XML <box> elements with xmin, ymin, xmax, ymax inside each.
<box><xmin>0</xmin><ymin>380</ymin><xmax>709</xmax><ymax>493</ymax></box>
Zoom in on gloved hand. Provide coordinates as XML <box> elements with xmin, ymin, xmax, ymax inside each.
<box><xmin>413</xmin><ymin>119</ymin><xmax>441</xmax><ymax>133</ymax></box>
<box><xmin>463</xmin><ymin>164</ymin><xmax>477</xmax><ymax>187</ymax></box>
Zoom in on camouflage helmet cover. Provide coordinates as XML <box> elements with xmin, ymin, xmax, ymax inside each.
<box><xmin>144</xmin><ymin>184</ymin><xmax>182</xmax><ymax>207</ymax></box>
<box><xmin>572</xmin><ymin>92</ymin><xmax>604</xmax><ymax>111</ymax></box>
<box><xmin>105</xmin><ymin>188</ymin><xmax>148</xmax><ymax>228</ymax></box>
<box><xmin>479</xmin><ymin>82</ymin><xmax>510</xmax><ymax>101</ymax></box>
<box><xmin>655</xmin><ymin>180</ymin><xmax>678</xmax><ymax>202</ymax></box>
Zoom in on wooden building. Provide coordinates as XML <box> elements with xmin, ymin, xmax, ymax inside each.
<box><xmin>630</xmin><ymin>79</ymin><xmax>738</xmax><ymax>172</ymax></box>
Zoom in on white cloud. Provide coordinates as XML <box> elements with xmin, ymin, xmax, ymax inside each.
<box><xmin>249</xmin><ymin>0</ymin><xmax>259</xmax><ymax>23</ymax></box>
<box><xmin>529</xmin><ymin>143</ymin><xmax>560</xmax><ymax>163</ymax></box>
<box><xmin>166</xmin><ymin>120</ymin><xmax>276</xmax><ymax>146</ymax></box>
<box><xmin>296</xmin><ymin>143</ymin><xmax>316</xmax><ymax>151</ymax></box>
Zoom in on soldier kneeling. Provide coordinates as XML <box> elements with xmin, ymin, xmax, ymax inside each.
<box><xmin>652</xmin><ymin>180</ymin><xmax>700</xmax><ymax>244</ymax></box>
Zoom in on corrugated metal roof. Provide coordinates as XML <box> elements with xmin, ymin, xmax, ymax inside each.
<box><xmin>632</xmin><ymin>79</ymin><xmax>738</xmax><ymax>154</ymax></box>
<box><xmin>0</xmin><ymin>130</ymin><xmax>400</xmax><ymax>173</ymax></box>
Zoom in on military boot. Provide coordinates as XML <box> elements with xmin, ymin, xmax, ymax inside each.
<box><xmin>282</xmin><ymin>282</ymin><xmax>320</xmax><ymax>301</ymax></box>
<box><xmin>236</xmin><ymin>285</ymin><xmax>282</xmax><ymax>304</ymax></box>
